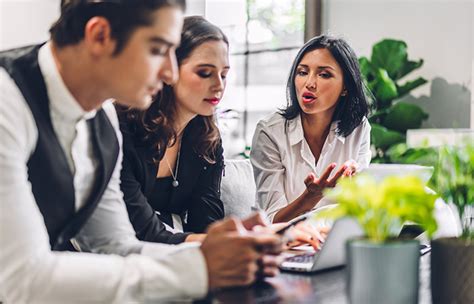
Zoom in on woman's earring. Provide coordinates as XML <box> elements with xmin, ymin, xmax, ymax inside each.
<box><xmin>341</xmin><ymin>90</ymin><xmax>347</xmax><ymax>96</ymax></box>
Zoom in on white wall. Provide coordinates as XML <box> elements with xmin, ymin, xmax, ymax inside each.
<box><xmin>0</xmin><ymin>0</ymin><xmax>207</xmax><ymax>51</ymax></box>
<box><xmin>323</xmin><ymin>0</ymin><xmax>473</xmax><ymax>129</ymax></box>
<box><xmin>0</xmin><ymin>0</ymin><xmax>59</xmax><ymax>50</ymax></box>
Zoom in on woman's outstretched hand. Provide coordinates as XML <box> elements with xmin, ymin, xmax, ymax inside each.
<box><xmin>304</xmin><ymin>160</ymin><xmax>359</xmax><ymax>198</ymax></box>
<box><xmin>304</xmin><ymin>163</ymin><xmax>342</xmax><ymax>198</ymax></box>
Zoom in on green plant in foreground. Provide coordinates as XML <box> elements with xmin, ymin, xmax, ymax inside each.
<box><xmin>318</xmin><ymin>175</ymin><xmax>438</xmax><ymax>243</ymax></box>
<box><xmin>436</xmin><ymin>142</ymin><xmax>474</xmax><ymax>241</ymax></box>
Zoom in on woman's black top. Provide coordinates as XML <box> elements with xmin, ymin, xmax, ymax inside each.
<box><xmin>119</xmin><ymin>115</ymin><xmax>225</xmax><ymax>244</ymax></box>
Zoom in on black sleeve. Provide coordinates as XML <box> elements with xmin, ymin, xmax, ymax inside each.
<box><xmin>185</xmin><ymin>141</ymin><xmax>225</xmax><ymax>233</ymax></box>
<box><xmin>120</xmin><ymin>130</ymin><xmax>191</xmax><ymax>244</ymax></box>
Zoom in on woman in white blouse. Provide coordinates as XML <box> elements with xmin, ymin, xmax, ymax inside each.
<box><xmin>250</xmin><ymin>35</ymin><xmax>371</xmax><ymax>223</ymax></box>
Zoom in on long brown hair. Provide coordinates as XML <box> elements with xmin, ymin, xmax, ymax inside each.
<box><xmin>120</xmin><ymin>16</ymin><xmax>228</xmax><ymax>164</ymax></box>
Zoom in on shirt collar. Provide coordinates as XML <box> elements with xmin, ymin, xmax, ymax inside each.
<box><xmin>38</xmin><ymin>42</ymin><xmax>96</xmax><ymax>122</ymax></box>
<box><xmin>289</xmin><ymin>114</ymin><xmax>345</xmax><ymax>146</ymax></box>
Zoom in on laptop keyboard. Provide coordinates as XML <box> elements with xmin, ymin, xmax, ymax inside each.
<box><xmin>285</xmin><ymin>253</ymin><xmax>315</xmax><ymax>263</ymax></box>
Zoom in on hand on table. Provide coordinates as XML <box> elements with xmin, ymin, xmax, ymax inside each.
<box><xmin>288</xmin><ymin>222</ymin><xmax>329</xmax><ymax>250</ymax></box>
<box><xmin>268</xmin><ymin>221</ymin><xmax>329</xmax><ymax>250</ymax></box>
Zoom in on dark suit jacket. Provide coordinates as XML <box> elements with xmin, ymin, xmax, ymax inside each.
<box><xmin>119</xmin><ymin>116</ymin><xmax>225</xmax><ymax>244</ymax></box>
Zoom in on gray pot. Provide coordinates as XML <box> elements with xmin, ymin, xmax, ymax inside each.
<box><xmin>431</xmin><ymin>237</ymin><xmax>474</xmax><ymax>304</ymax></box>
<box><xmin>346</xmin><ymin>239</ymin><xmax>420</xmax><ymax>304</ymax></box>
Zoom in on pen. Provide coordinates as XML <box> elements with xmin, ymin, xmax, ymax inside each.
<box><xmin>275</xmin><ymin>215</ymin><xmax>309</xmax><ymax>235</ymax></box>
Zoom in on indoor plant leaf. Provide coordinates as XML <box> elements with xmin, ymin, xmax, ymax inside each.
<box><xmin>436</xmin><ymin>142</ymin><xmax>474</xmax><ymax>240</ymax></box>
<box><xmin>320</xmin><ymin>174</ymin><xmax>438</xmax><ymax>242</ymax></box>
<box><xmin>397</xmin><ymin>59</ymin><xmax>424</xmax><ymax>80</ymax></box>
<box><xmin>371</xmin><ymin>123</ymin><xmax>405</xmax><ymax>149</ymax></box>
<box><xmin>373</xmin><ymin>68</ymin><xmax>398</xmax><ymax>105</ymax></box>
<box><xmin>362</xmin><ymin>38</ymin><xmax>428</xmax><ymax>162</ymax></box>
<box><xmin>397</xmin><ymin>77</ymin><xmax>428</xmax><ymax>98</ymax></box>
<box><xmin>368</xmin><ymin>109</ymin><xmax>390</xmax><ymax>124</ymax></box>
<box><xmin>371</xmin><ymin>39</ymin><xmax>408</xmax><ymax>80</ymax></box>
<box><xmin>383</xmin><ymin>102</ymin><xmax>429</xmax><ymax>133</ymax></box>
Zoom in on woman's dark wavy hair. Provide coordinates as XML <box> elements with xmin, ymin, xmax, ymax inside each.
<box><xmin>280</xmin><ymin>35</ymin><xmax>370</xmax><ymax>137</ymax></box>
<box><xmin>121</xmin><ymin>16</ymin><xmax>228</xmax><ymax>164</ymax></box>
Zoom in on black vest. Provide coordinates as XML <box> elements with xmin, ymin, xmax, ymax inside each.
<box><xmin>0</xmin><ymin>44</ymin><xmax>119</xmax><ymax>251</ymax></box>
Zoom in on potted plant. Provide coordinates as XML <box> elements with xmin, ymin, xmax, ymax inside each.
<box><xmin>431</xmin><ymin>142</ymin><xmax>474</xmax><ymax>304</ymax></box>
<box><xmin>318</xmin><ymin>174</ymin><xmax>438</xmax><ymax>304</ymax></box>
<box><xmin>359</xmin><ymin>39</ymin><xmax>429</xmax><ymax>163</ymax></box>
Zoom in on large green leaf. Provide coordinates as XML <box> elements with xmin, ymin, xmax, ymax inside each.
<box><xmin>384</xmin><ymin>102</ymin><xmax>429</xmax><ymax>132</ymax></box>
<box><xmin>373</xmin><ymin>68</ymin><xmax>398</xmax><ymax>105</ymax></box>
<box><xmin>397</xmin><ymin>59</ymin><xmax>424</xmax><ymax>80</ymax></box>
<box><xmin>371</xmin><ymin>39</ymin><xmax>408</xmax><ymax>79</ymax></box>
<box><xmin>371</xmin><ymin>123</ymin><xmax>405</xmax><ymax>150</ymax></box>
<box><xmin>397</xmin><ymin>77</ymin><xmax>428</xmax><ymax>97</ymax></box>
<box><xmin>368</xmin><ymin>109</ymin><xmax>389</xmax><ymax>124</ymax></box>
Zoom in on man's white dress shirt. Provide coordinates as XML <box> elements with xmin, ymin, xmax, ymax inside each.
<box><xmin>0</xmin><ymin>43</ymin><xmax>207</xmax><ymax>303</ymax></box>
<box><xmin>250</xmin><ymin>112</ymin><xmax>371</xmax><ymax>222</ymax></box>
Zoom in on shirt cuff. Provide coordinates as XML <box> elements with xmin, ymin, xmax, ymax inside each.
<box><xmin>167</xmin><ymin>232</ymin><xmax>192</xmax><ymax>244</ymax></box>
<box><xmin>140</xmin><ymin>242</ymin><xmax>208</xmax><ymax>299</ymax></box>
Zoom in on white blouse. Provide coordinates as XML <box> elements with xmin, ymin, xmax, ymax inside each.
<box><xmin>250</xmin><ymin>112</ymin><xmax>371</xmax><ymax>222</ymax></box>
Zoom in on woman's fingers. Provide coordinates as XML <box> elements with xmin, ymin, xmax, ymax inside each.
<box><xmin>287</xmin><ymin>232</ymin><xmax>318</xmax><ymax>250</ymax></box>
<box><xmin>304</xmin><ymin>172</ymin><xmax>316</xmax><ymax>187</ymax></box>
<box><xmin>317</xmin><ymin>163</ymin><xmax>337</xmax><ymax>183</ymax></box>
<box><xmin>307</xmin><ymin>160</ymin><xmax>359</xmax><ymax>190</ymax></box>
<box><xmin>288</xmin><ymin>222</ymin><xmax>326</xmax><ymax>250</ymax></box>
<box><xmin>296</xmin><ymin>222</ymin><xmax>326</xmax><ymax>243</ymax></box>
<box><xmin>344</xmin><ymin>160</ymin><xmax>358</xmax><ymax>171</ymax></box>
<box><xmin>319</xmin><ymin>226</ymin><xmax>330</xmax><ymax>234</ymax></box>
<box><xmin>327</xmin><ymin>164</ymin><xmax>346</xmax><ymax>186</ymax></box>
<box><xmin>343</xmin><ymin>167</ymin><xmax>353</xmax><ymax>177</ymax></box>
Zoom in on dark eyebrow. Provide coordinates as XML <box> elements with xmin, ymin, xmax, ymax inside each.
<box><xmin>317</xmin><ymin>65</ymin><xmax>336</xmax><ymax>71</ymax></box>
<box><xmin>297</xmin><ymin>64</ymin><xmax>336</xmax><ymax>71</ymax></box>
<box><xmin>197</xmin><ymin>64</ymin><xmax>230</xmax><ymax>69</ymax></box>
<box><xmin>148</xmin><ymin>36</ymin><xmax>176</xmax><ymax>47</ymax></box>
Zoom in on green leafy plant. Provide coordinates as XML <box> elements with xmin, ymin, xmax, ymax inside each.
<box><xmin>318</xmin><ymin>175</ymin><xmax>438</xmax><ymax>242</ymax></box>
<box><xmin>435</xmin><ymin>142</ymin><xmax>474</xmax><ymax>241</ymax></box>
<box><xmin>385</xmin><ymin>143</ymin><xmax>439</xmax><ymax>185</ymax></box>
<box><xmin>360</xmin><ymin>39</ymin><xmax>429</xmax><ymax>162</ymax></box>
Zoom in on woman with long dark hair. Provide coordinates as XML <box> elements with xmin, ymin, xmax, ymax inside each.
<box><xmin>117</xmin><ymin>16</ymin><xmax>228</xmax><ymax>243</ymax></box>
<box><xmin>250</xmin><ymin>35</ymin><xmax>371</xmax><ymax>223</ymax></box>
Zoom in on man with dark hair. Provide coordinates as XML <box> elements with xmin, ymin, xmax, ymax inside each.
<box><xmin>0</xmin><ymin>1</ymin><xmax>281</xmax><ymax>302</ymax></box>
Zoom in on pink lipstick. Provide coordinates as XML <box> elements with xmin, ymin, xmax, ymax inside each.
<box><xmin>205</xmin><ymin>98</ymin><xmax>220</xmax><ymax>105</ymax></box>
<box><xmin>302</xmin><ymin>91</ymin><xmax>317</xmax><ymax>104</ymax></box>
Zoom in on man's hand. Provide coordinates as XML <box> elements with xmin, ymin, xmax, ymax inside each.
<box><xmin>200</xmin><ymin>213</ymin><xmax>283</xmax><ymax>290</ymax></box>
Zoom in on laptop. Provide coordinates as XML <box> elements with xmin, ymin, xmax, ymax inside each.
<box><xmin>280</xmin><ymin>217</ymin><xmax>363</xmax><ymax>273</ymax></box>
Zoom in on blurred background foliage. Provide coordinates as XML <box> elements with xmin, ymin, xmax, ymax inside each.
<box><xmin>360</xmin><ymin>39</ymin><xmax>429</xmax><ymax>163</ymax></box>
